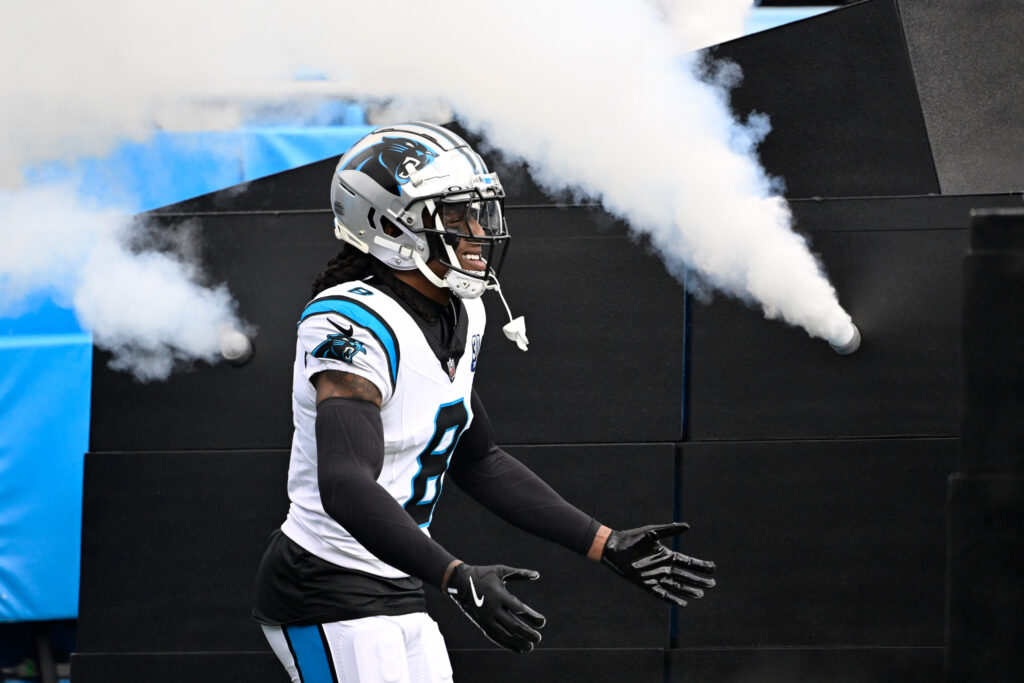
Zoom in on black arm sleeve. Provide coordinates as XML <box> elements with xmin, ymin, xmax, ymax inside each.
<box><xmin>447</xmin><ymin>391</ymin><xmax>601</xmax><ymax>556</ymax></box>
<box><xmin>316</xmin><ymin>397</ymin><xmax>457</xmax><ymax>588</ymax></box>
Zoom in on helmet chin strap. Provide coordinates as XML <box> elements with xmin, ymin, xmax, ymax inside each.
<box><xmin>410</xmin><ymin>251</ymin><xmax>529</xmax><ymax>352</ymax></box>
<box><xmin>487</xmin><ymin>274</ymin><xmax>529</xmax><ymax>352</ymax></box>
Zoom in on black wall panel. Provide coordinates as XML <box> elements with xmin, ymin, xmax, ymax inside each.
<box><xmin>678</xmin><ymin>439</ymin><xmax>955</xmax><ymax>648</ymax></box>
<box><xmin>945</xmin><ymin>474</ymin><xmax>1024</xmax><ymax>683</ymax></box>
<box><xmin>71</xmin><ymin>649</ymin><xmax>665</xmax><ymax>683</ymax></box>
<box><xmin>476</xmin><ymin>208</ymin><xmax>684</xmax><ymax>445</ymax></box>
<box><xmin>669</xmin><ymin>646</ymin><xmax>943</xmax><ymax>683</ymax></box>
<box><xmin>897</xmin><ymin>0</ymin><xmax>1024</xmax><ymax>195</ymax></box>
<box><xmin>449</xmin><ymin>649</ymin><xmax>665</xmax><ymax>683</ymax></box>
<box><xmin>686</xmin><ymin>194</ymin><xmax>1024</xmax><ymax>442</ymax></box>
<box><xmin>707</xmin><ymin>0</ymin><xmax>939</xmax><ymax>198</ymax></box>
<box><xmin>72</xmin><ymin>653</ymin><xmax>286</xmax><ymax>683</ymax></box>
<box><xmin>91</xmin><ymin>206</ymin><xmax>684</xmax><ymax>451</ymax></box>
<box><xmin>77</xmin><ymin>451</ymin><xmax>290</xmax><ymax>653</ymax></box>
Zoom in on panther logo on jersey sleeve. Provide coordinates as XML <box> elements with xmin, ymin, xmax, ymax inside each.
<box><xmin>312</xmin><ymin>318</ymin><xmax>368</xmax><ymax>363</ymax></box>
<box><xmin>299</xmin><ymin>293</ymin><xmax>401</xmax><ymax>403</ymax></box>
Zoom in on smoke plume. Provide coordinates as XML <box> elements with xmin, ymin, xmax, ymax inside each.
<box><xmin>0</xmin><ymin>184</ymin><xmax>248</xmax><ymax>381</ymax></box>
<box><xmin>1</xmin><ymin>0</ymin><xmax>852</xmax><ymax>380</ymax></box>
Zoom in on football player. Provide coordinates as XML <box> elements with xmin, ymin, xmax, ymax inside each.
<box><xmin>253</xmin><ymin>122</ymin><xmax>715</xmax><ymax>682</ymax></box>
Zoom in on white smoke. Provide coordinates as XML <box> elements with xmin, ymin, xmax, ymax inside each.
<box><xmin>0</xmin><ymin>183</ymin><xmax>249</xmax><ymax>381</ymax></box>
<box><xmin>1</xmin><ymin>0</ymin><xmax>853</xmax><ymax>378</ymax></box>
<box><xmin>646</xmin><ymin>0</ymin><xmax>757</xmax><ymax>51</ymax></box>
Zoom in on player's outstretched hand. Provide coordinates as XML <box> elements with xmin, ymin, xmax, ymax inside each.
<box><xmin>601</xmin><ymin>522</ymin><xmax>716</xmax><ymax>607</ymax></box>
<box><xmin>446</xmin><ymin>563</ymin><xmax>546</xmax><ymax>653</ymax></box>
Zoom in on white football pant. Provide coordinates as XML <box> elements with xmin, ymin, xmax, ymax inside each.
<box><xmin>263</xmin><ymin>612</ymin><xmax>453</xmax><ymax>683</ymax></box>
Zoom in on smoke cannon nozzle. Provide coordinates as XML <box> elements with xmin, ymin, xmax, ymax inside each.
<box><xmin>219</xmin><ymin>329</ymin><xmax>253</xmax><ymax>367</ymax></box>
<box><xmin>828</xmin><ymin>323</ymin><xmax>861</xmax><ymax>356</ymax></box>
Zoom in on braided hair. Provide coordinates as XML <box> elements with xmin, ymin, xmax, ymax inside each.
<box><xmin>310</xmin><ymin>246</ymin><xmax>373</xmax><ymax>299</ymax></box>
<box><xmin>309</xmin><ymin>246</ymin><xmax>444</xmax><ymax>322</ymax></box>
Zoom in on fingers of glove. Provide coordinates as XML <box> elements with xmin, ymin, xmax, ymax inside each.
<box><xmin>660</xmin><ymin>577</ymin><xmax>707</xmax><ymax>600</ymax></box>
<box><xmin>494</xmin><ymin>611</ymin><xmax>543</xmax><ymax>650</ymax></box>
<box><xmin>639</xmin><ymin>564</ymin><xmax>715</xmax><ymax>590</ymax></box>
<box><xmin>498</xmin><ymin>590</ymin><xmax>547</xmax><ymax>629</ymax></box>
<box><xmin>484</xmin><ymin>618</ymin><xmax>537</xmax><ymax>654</ymax></box>
<box><xmin>650</xmin><ymin>584</ymin><xmax>689</xmax><ymax>608</ymax></box>
<box><xmin>460</xmin><ymin>601</ymin><xmax>539</xmax><ymax>654</ymax></box>
<box><xmin>645</xmin><ymin>521</ymin><xmax>691</xmax><ymax>540</ymax></box>
<box><xmin>498</xmin><ymin>565</ymin><xmax>540</xmax><ymax>583</ymax></box>
<box><xmin>673</xmin><ymin>552</ymin><xmax>716</xmax><ymax>575</ymax></box>
<box><xmin>670</xmin><ymin>565</ymin><xmax>716</xmax><ymax>588</ymax></box>
<box><xmin>637</xmin><ymin>553</ymin><xmax>715</xmax><ymax>577</ymax></box>
<box><xmin>621</xmin><ymin>522</ymin><xmax>689</xmax><ymax>539</ymax></box>
<box><xmin>630</xmin><ymin>545</ymin><xmax>673</xmax><ymax>570</ymax></box>
<box><xmin>512</xmin><ymin>601</ymin><xmax>547</xmax><ymax>629</ymax></box>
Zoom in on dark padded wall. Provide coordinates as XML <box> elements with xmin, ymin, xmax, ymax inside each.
<box><xmin>73</xmin><ymin>651</ymin><xmax>667</xmax><ymax>683</ymax></box>
<box><xmin>706</xmin><ymin>0</ymin><xmax>939</xmax><ymax>198</ymax></box>
<box><xmin>476</xmin><ymin>209</ymin><xmax>684</xmax><ymax>445</ymax></box>
<box><xmin>668</xmin><ymin>647</ymin><xmax>943</xmax><ymax>683</ymax></box>
<box><xmin>896</xmin><ymin>0</ymin><xmax>1024</xmax><ymax>195</ymax></box>
<box><xmin>679</xmin><ymin>439</ymin><xmax>954</xmax><ymax>649</ymax></box>
<box><xmin>685</xmin><ymin>194</ymin><xmax>1024</xmax><ymax>441</ymax></box>
<box><xmin>77</xmin><ymin>451</ymin><xmax>290</xmax><ymax>653</ymax></box>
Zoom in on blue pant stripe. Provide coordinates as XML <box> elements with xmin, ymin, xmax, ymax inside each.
<box><xmin>284</xmin><ymin>624</ymin><xmax>334</xmax><ymax>683</ymax></box>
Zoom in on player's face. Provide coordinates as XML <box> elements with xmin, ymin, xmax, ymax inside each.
<box><xmin>441</xmin><ymin>202</ymin><xmax>488</xmax><ymax>274</ymax></box>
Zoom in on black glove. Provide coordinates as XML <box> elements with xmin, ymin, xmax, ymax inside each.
<box><xmin>446</xmin><ymin>563</ymin><xmax>546</xmax><ymax>653</ymax></box>
<box><xmin>601</xmin><ymin>522</ymin><xmax>716</xmax><ymax>607</ymax></box>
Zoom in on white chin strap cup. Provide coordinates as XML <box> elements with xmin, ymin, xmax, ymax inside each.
<box><xmin>489</xmin><ymin>275</ymin><xmax>528</xmax><ymax>352</ymax></box>
<box><xmin>501</xmin><ymin>316</ymin><xmax>529</xmax><ymax>352</ymax></box>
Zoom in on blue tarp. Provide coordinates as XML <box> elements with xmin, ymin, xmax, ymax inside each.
<box><xmin>0</xmin><ymin>335</ymin><xmax>91</xmax><ymax>621</ymax></box>
<box><xmin>27</xmin><ymin>125</ymin><xmax>375</xmax><ymax>213</ymax></box>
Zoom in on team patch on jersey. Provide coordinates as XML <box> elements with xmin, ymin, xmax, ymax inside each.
<box><xmin>301</xmin><ymin>296</ymin><xmax>400</xmax><ymax>389</ymax></box>
<box><xmin>312</xmin><ymin>318</ymin><xmax>367</xmax><ymax>363</ymax></box>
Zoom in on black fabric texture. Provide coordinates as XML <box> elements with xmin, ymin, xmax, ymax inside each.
<box><xmin>449</xmin><ymin>391</ymin><xmax>601</xmax><ymax>556</ymax></box>
<box><xmin>315</xmin><ymin>397</ymin><xmax>457</xmax><ymax>587</ymax></box>
<box><xmin>369</xmin><ymin>272</ymin><xmax>467</xmax><ymax>375</ymax></box>
<box><xmin>252</xmin><ymin>529</ymin><xmax>426</xmax><ymax>625</ymax></box>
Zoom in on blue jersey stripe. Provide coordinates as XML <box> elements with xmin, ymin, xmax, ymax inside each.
<box><xmin>284</xmin><ymin>625</ymin><xmax>336</xmax><ymax>683</ymax></box>
<box><xmin>300</xmin><ymin>297</ymin><xmax>399</xmax><ymax>387</ymax></box>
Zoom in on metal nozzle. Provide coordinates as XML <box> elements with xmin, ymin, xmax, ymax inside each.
<box><xmin>219</xmin><ymin>329</ymin><xmax>253</xmax><ymax>366</ymax></box>
<box><xmin>828</xmin><ymin>323</ymin><xmax>861</xmax><ymax>356</ymax></box>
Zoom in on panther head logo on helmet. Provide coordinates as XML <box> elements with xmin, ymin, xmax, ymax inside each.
<box><xmin>342</xmin><ymin>136</ymin><xmax>438</xmax><ymax>195</ymax></box>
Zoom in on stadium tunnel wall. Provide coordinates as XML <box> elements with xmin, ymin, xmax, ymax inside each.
<box><xmin>73</xmin><ymin>1</ymin><xmax>1024</xmax><ymax>681</ymax></box>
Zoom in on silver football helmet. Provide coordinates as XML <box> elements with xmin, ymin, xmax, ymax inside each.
<box><xmin>330</xmin><ymin>122</ymin><xmax>509</xmax><ymax>300</ymax></box>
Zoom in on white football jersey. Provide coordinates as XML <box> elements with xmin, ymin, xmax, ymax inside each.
<box><xmin>281</xmin><ymin>280</ymin><xmax>485</xmax><ymax>578</ymax></box>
